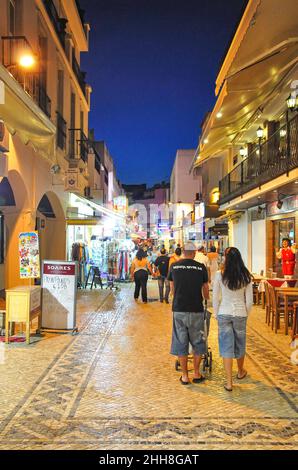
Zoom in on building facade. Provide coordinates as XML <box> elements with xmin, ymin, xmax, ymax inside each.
<box><xmin>0</xmin><ymin>0</ymin><xmax>124</xmax><ymax>291</ymax></box>
<box><xmin>193</xmin><ymin>0</ymin><xmax>298</xmax><ymax>275</ymax></box>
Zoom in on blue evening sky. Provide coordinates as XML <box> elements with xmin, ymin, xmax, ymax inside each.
<box><xmin>80</xmin><ymin>0</ymin><xmax>246</xmax><ymax>186</ymax></box>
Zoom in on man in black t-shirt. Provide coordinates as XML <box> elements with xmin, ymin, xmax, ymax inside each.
<box><xmin>154</xmin><ymin>248</ymin><xmax>170</xmax><ymax>303</ymax></box>
<box><xmin>168</xmin><ymin>241</ymin><xmax>209</xmax><ymax>385</ymax></box>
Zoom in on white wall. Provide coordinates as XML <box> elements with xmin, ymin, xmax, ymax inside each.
<box><xmin>229</xmin><ymin>212</ymin><xmax>249</xmax><ymax>266</ymax></box>
<box><xmin>251</xmin><ymin>219</ymin><xmax>266</xmax><ymax>275</ymax></box>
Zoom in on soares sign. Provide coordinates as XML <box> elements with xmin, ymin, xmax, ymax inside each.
<box><xmin>43</xmin><ymin>264</ymin><xmax>76</xmax><ymax>275</ymax></box>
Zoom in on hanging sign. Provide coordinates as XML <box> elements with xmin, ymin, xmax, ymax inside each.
<box><xmin>19</xmin><ymin>231</ymin><xmax>40</xmax><ymax>278</ymax></box>
<box><xmin>41</xmin><ymin>260</ymin><xmax>77</xmax><ymax>330</ymax></box>
<box><xmin>65</xmin><ymin>168</ymin><xmax>80</xmax><ymax>192</ymax></box>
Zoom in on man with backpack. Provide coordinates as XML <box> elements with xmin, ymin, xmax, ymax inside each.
<box><xmin>154</xmin><ymin>248</ymin><xmax>170</xmax><ymax>303</ymax></box>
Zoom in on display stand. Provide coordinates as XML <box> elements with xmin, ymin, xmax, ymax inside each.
<box><xmin>41</xmin><ymin>261</ymin><xmax>78</xmax><ymax>335</ymax></box>
<box><xmin>85</xmin><ymin>266</ymin><xmax>104</xmax><ymax>289</ymax></box>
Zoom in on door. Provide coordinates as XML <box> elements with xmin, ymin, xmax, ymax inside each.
<box><xmin>273</xmin><ymin>218</ymin><xmax>295</xmax><ymax>275</ymax></box>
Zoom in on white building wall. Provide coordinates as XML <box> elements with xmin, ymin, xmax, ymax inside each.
<box><xmin>251</xmin><ymin>219</ymin><xmax>266</xmax><ymax>275</ymax></box>
<box><xmin>229</xmin><ymin>213</ymin><xmax>249</xmax><ymax>266</ymax></box>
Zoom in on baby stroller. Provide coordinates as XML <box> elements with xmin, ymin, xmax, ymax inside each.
<box><xmin>175</xmin><ymin>300</ymin><xmax>212</xmax><ymax>373</ymax></box>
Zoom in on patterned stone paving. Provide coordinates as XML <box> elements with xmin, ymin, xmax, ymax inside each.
<box><xmin>0</xmin><ymin>281</ymin><xmax>297</xmax><ymax>450</ymax></box>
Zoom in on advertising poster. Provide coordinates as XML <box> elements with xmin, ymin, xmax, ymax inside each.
<box><xmin>19</xmin><ymin>231</ymin><xmax>40</xmax><ymax>278</ymax></box>
<box><xmin>41</xmin><ymin>261</ymin><xmax>77</xmax><ymax>330</ymax></box>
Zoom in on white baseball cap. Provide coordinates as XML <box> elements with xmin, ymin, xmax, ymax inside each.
<box><xmin>183</xmin><ymin>241</ymin><xmax>197</xmax><ymax>251</ymax></box>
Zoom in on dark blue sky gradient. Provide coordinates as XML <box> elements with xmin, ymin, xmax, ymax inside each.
<box><xmin>80</xmin><ymin>0</ymin><xmax>246</xmax><ymax>186</ymax></box>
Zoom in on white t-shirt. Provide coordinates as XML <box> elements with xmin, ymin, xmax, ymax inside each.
<box><xmin>212</xmin><ymin>271</ymin><xmax>253</xmax><ymax>318</ymax></box>
<box><xmin>194</xmin><ymin>252</ymin><xmax>210</xmax><ymax>268</ymax></box>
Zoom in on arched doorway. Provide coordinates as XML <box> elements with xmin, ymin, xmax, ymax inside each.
<box><xmin>36</xmin><ymin>191</ymin><xmax>66</xmax><ymax>263</ymax></box>
<box><xmin>1</xmin><ymin>170</ymin><xmax>30</xmax><ymax>289</ymax></box>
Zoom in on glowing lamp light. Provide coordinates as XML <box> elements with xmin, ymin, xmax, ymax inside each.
<box><xmin>280</xmin><ymin>129</ymin><xmax>287</xmax><ymax>138</ymax></box>
<box><xmin>203</xmin><ymin>138</ymin><xmax>209</xmax><ymax>144</ymax></box>
<box><xmin>239</xmin><ymin>147</ymin><xmax>246</xmax><ymax>157</ymax></box>
<box><xmin>19</xmin><ymin>54</ymin><xmax>35</xmax><ymax>68</ymax></box>
<box><xmin>256</xmin><ymin>126</ymin><xmax>264</xmax><ymax>139</ymax></box>
<box><xmin>216</xmin><ymin>112</ymin><xmax>223</xmax><ymax>119</ymax></box>
<box><xmin>286</xmin><ymin>94</ymin><xmax>297</xmax><ymax>111</ymax></box>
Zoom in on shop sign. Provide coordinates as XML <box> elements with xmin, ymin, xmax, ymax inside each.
<box><xmin>65</xmin><ymin>168</ymin><xmax>80</xmax><ymax>192</ymax></box>
<box><xmin>19</xmin><ymin>231</ymin><xmax>40</xmax><ymax>278</ymax></box>
<box><xmin>267</xmin><ymin>195</ymin><xmax>298</xmax><ymax>216</ymax></box>
<box><xmin>41</xmin><ymin>261</ymin><xmax>77</xmax><ymax>330</ymax></box>
<box><xmin>113</xmin><ymin>195</ymin><xmax>128</xmax><ymax>214</ymax></box>
<box><xmin>195</xmin><ymin>202</ymin><xmax>205</xmax><ymax>221</ymax></box>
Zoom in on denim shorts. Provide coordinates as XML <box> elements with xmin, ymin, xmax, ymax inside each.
<box><xmin>217</xmin><ymin>315</ymin><xmax>247</xmax><ymax>358</ymax></box>
<box><xmin>171</xmin><ymin>311</ymin><xmax>206</xmax><ymax>356</ymax></box>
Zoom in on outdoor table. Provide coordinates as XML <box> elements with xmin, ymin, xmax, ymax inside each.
<box><xmin>274</xmin><ymin>287</ymin><xmax>298</xmax><ymax>335</ymax></box>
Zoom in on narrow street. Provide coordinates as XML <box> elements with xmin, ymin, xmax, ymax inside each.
<box><xmin>0</xmin><ymin>282</ymin><xmax>297</xmax><ymax>450</ymax></box>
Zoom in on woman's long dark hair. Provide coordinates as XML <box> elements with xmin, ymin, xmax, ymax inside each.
<box><xmin>136</xmin><ymin>249</ymin><xmax>146</xmax><ymax>261</ymax></box>
<box><xmin>222</xmin><ymin>247</ymin><xmax>252</xmax><ymax>290</ymax></box>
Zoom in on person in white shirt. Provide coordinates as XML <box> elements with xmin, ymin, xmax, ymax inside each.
<box><xmin>195</xmin><ymin>246</ymin><xmax>210</xmax><ymax>281</ymax></box>
<box><xmin>213</xmin><ymin>247</ymin><xmax>253</xmax><ymax>392</ymax></box>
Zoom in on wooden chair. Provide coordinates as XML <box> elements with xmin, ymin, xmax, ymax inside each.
<box><xmin>268</xmin><ymin>284</ymin><xmax>294</xmax><ymax>334</ymax></box>
<box><xmin>264</xmin><ymin>281</ymin><xmax>271</xmax><ymax>324</ymax></box>
<box><xmin>292</xmin><ymin>301</ymin><xmax>298</xmax><ymax>341</ymax></box>
<box><xmin>253</xmin><ymin>282</ymin><xmax>260</xmax><ymax>305</ymax></box>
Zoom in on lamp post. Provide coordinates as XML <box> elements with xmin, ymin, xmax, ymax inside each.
<box><xmin>256</xmin><ymin>127</ymin><xmax>264</xmax><ymax>178</ymax></box>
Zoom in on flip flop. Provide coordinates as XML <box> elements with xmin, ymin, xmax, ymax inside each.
<box><xmin>179</xmin><ymin>376</ymin><xmax>190</xmax><ymax>385</ymax></box>
<box><xmin>192</xmin><ymin>376</ymin><xmax>205</xmax><ymax>383</ymax></box>
<box><xmin>237</xmin><ymin>370</ymin><xmax>247</xmax><ymax>380</ymax></box>
<box><xmin>224</xmin><ymin>385</ymin><xmax>233</xmax><ymax>392</ymax></box>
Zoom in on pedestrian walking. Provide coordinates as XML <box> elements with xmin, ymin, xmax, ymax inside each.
<box><xmin>168</xmin><ymin>241</ymin><xmax>209</xmax><ymax>385</ymax></box>
<box><xmin>154</xmin><ymin>248</ymin><xmax>170</xmax><ymax>303</ymax></box>
<box><xmin>212</xmin><ymin>247</ymin><xmax>253</xmax><ymax>392</ymax></box>
<box><xmin>131</xmin><ymin>249</ymin><xmax>152</xmax><ymax>303</ymax></box>
<box><xmin>207</xmin><ymin>246</ymin><xmax>219</xmax><ymax>287</ymax></box>
<box><xmin>195</xmin><ymin>246</ymin><xmax>211</xmax><ymax>281</ymax></box>
<box><xmin>169</xmin><ymin>247</ymin><xmax>182</xmax><ymax>269</ymax></box>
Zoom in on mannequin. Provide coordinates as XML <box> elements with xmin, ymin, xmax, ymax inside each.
<box><xmin>276</xmin><ymin>238</ymin><xmax>296</xmax><ymax>279</ymax></box>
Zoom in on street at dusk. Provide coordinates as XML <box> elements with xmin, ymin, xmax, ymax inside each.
<box><xmin>0</xmin><ymin>0</ymin><xmax>297</xmax><ymax>460</ymax></box>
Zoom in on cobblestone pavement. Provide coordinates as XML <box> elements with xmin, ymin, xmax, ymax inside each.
<box><xmin>0</xmin><ymin>282</ymin><xmax>297</xmax><ymax>450</ymax></box>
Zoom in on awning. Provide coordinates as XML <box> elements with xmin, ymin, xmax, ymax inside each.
<box><xmin>194</xmin><ymin>0</ymin><xmax>298</xmax><ymax>167</ymax></box>
<box><xmin>0</xmin><ymin>65</ymin><xmax>56</xmax><ymax>162</ymax></box>
<box><xmin>195</xmin><ymin>40</ymin><xmax>298</xmax><ymax>165</ymax></box>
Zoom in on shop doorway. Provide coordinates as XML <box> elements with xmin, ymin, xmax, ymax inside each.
<box><xmin>272</xmin><ymin>218</ymin><xmax>295</xmax><ymax>276</ymax></box>
<box><xmin>36</xmin><ymin>192</ymin><xmax>66</xmax><ymax>264</ymax></box>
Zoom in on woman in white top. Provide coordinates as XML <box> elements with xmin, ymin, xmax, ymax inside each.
<box><xmin>213</xmin><ymin>247</ymin><xmax>253</xmax><ymax>392</ymax></box>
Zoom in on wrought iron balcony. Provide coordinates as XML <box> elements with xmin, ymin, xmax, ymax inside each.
<box><xmin>219</xmin><ymin>113</ymin><xmax>298</xmax><ymax>205</ymax></box>
<box><xmin>1</xmin><ymin>36</ymin><xmax>51</xmax><ymax>118</ymax></box>
<box><xmin>69</xmin><ymin>128</ymin><xmax>89</xmax><ymax>162</ymax></box>
<box><xmin>56</xmin><ymin>111</ymin><xmax>67</xmax><ymax>150</ymax></box>
<box><xmin>72</xmin><ymin>51</ymin><xmax>87</xmax><ymax>96</ymax></box>
<box><xmin>42</xmin><ymin>0</ymin><xmax>67</xmax><ymax>50</ymax></box>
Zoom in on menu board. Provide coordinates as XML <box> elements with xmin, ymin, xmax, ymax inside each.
<box><xmin>41</xmin><ymin>261</ymin><xmax>77</xmax><ymax>330</ymax></box>
<box><xmin>19</xmin><ymin>232</ymin><xmax>40</xmax><ymax>278</ymax></box>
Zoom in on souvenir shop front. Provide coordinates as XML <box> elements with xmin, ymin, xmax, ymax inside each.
<box><xmin>66</xmin><ymin>195</ymin><xmax>133</xmax><ymax>287</ymax></box>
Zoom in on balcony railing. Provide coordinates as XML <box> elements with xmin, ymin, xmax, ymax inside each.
<box><xmin>72</xmin><ymin>51</ymin><xmax>87</xmax><ymax>96</ymax></box>
<box><xmin>2</xmin><ymin>36</ymin><xmax>51</xmax><ymax>118</ymax></box>
<box><xmin>56</xmin><ymin>111</ymin><xmax>67</xmax><ymax>150</ymax></box>
<box><xmin>42</xmin><ymin>0</ymin><xmax>67</xmax><ymax>50</ymax></box>
<box><xmin>69</xmin><ymin>128</ymin><xmax>89</xmax><ymax>162</ymax></box>
<box><xmin>219</xmin><ymin>113</ymin><xmax>298</xmax><ymax>205</ymax></box>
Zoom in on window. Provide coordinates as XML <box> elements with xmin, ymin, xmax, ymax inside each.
<box><xmin>57</xmin><ymin>70</ymin><xmax>64</xmax><ymax>114</ymax></box>
<box><xmin>9</xmin><ymin>0</ymin><xmax>16</xmax><ymax>35</ymax></box>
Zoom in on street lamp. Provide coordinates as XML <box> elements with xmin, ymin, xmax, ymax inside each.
<box><xmin>256</xmin><ymin>126</ymin><xmax>264</xmax><ymax>139</ymax></box>
<box><xmin>239</xmin><ymin>146</ymin><xmax>246</xmax><ymax>157</ymax></box>
<box><xmin>19</xmin><ymin>53</ymin><xmax>36</xmax><ymax>68</ymax></box>
<box><xmin>286</xmin><ymin>94</ymin><xmax>298</xmax><ymax>112</ymax></box>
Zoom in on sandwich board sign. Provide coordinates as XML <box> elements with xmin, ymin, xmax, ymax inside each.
<box><xmin>41</xmin><ymin>260</ymin><xmax>77</xmax><ymax>331</ymax></box>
